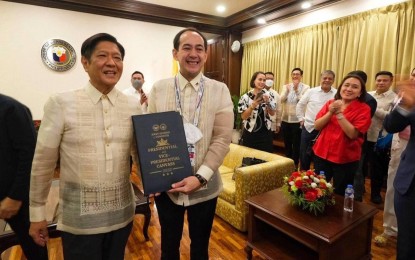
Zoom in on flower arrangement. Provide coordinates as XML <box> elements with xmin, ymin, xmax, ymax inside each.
<box><xmin>282</xmin><ymin>170</ymin><xmax>335</xmax><ymax>215</ymax></box>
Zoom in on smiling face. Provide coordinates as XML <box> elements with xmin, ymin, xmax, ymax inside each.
<box><xmin>320</xmin><ymin>73</ymin><xmax>335</xmax><ymax>92</ymax></box>
<box><xmin>81</xmin><ymin>41</ymin><xmax>123</xmax><ymax>94</ymax></box>
<box><xmin>375</xmin><ymin>74</ymin><xmax>393</xmax><ymax>94</ymax></box>
<box><xmin>291</xmin><ymin>69</ymin><xmax>302</xmax><ymax>83</ymax></box>
<box><xmin>254</xmin><ymin>73</ymin><xmax>266</xmax><ymax>91</ymax></box>
<box><xmin>173</xmin><ymin>31</ymin><xmax>207</xmax><ymax>81</ymax></box>
<box><xmin>340</xmin><ymin>77</ymin><xmax>362</xmax><ymax>102</ymax></box>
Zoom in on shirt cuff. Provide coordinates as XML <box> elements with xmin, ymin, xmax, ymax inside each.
<box><xmin>30</xmin><ymin>205</ymin><xmax>46</xmax><ymax>222</ymax></box>
<box><xmin>196</xmin><ymin>165</ymin><xmax>214</xmax><ymax>182</ymax></box>
<box><xmin>396</xmin><ymin>105</ymin><xmax>410</xmax><ymax>117</ymax></box>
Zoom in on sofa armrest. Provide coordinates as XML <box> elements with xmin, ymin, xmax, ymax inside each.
<box><xmin>234</xmin><ymin>158</ymin><xmax>294</xmax><ymax>214</ymax></box>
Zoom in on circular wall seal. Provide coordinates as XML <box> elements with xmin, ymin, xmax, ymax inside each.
<box><xmin>41</xmin><ymin>39</ymin><xmax>76</xmax><ymax>71</ymax></box>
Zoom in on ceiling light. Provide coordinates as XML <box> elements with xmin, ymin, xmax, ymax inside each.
<box><xmin>301</xmin><ymin>1</ymin><xmax>312</xmax><ymax>9</ymax></box>
<box><xmin>257</xmin><ymin>18</ymin><xmax>266</xmax><ymax>24</ymax></box>
<box><xmin>216</xmin><ymin>5</ymin><xmax>226</xmax><ymax>13</ymax></box>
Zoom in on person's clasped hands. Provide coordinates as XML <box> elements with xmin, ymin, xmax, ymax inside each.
<box><xmin>329</xmin><ymin>100</ymin><xmax>343</xmax><ymax>114</ymax></box>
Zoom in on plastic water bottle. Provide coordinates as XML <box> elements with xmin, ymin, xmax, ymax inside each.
<box><xmin>344</xmin><ymin>184</ymin><xmax>354</xmax><ymax>212</ymax></box>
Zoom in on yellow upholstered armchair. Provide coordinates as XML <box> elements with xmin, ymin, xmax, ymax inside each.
<box><xmin>216</xmin><ymin>143</ymin><xmax>295</xmax><ymax>232</ymax></box>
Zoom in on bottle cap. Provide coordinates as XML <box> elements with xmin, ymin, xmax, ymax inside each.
<box><xmin>347</xmin><ymin>184</ymin><xmax>353</xmax><ymax>188</ymax></box>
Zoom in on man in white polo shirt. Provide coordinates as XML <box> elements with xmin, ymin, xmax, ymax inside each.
<box><xmin>296</xmin><ymin>70</ymin><xmax>336</xmax><ymax>170</ymax></box>
<box><xmin>123</xmin><ymin>71</ymin><xmax>148</xmax><ymax>113</ymax></box>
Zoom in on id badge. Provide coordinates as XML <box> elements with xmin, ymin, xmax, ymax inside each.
<box><xmin>187</xmin><ymin>144</ymin><xmax>196</xmax><ymax>166</ymax></box>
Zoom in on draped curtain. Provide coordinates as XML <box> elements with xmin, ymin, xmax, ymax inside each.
<box><xmin>240</xmin><ymin>1</ymin><xmax>414</xmax><ymax>94</ymax></box>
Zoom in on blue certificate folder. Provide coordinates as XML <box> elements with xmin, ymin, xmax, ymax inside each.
<box><xmin>132</xmin><ymin>111</ymin><xmax>192</xmax><ymax>195</ymax></box>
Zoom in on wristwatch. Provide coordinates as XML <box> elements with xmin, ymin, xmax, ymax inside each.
<box><xmin>336</xmin><ymin>113</ymin><xmax>344</xmax><ymax>120</ymax></box>
<box><xmin>194</xmin><ymin>174</ymin><xmax>208</xmax><ymax>186</ymax></box>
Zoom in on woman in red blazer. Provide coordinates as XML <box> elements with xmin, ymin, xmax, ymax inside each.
<box><xmin>312</xmin><ymin>75</ymin><xmax>371</xmax><ymax>195</ymax></box>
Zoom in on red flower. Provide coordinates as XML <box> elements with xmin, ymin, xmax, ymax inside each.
<box><xmin>306</xmin><ymin>170</ymin><xmax>314</xmax><ymax>176</ymax></box>
<box><xmin>304</xmin><ymin>190</ymin><xmax>318</xmax><ymax>202</ymax></box>
<box><xmin>283</xmin><ymin>169</ymin><xmax>335</xmax><ymax>215</ymax></box>
<box><xmin>292</xmin><ymin>172</ymin><xmax>301</xmax><ymax>178</ymax></box>
<box><xmin>294</xmin><ymin>179</ymin><xmax>303</xmax><ymax>188</ymax></box>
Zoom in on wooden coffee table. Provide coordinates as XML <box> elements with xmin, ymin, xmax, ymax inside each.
<box><xmin>245</xmin><ymin>189</ymin><xmax>377</xmax><ymax>260</ymax></box>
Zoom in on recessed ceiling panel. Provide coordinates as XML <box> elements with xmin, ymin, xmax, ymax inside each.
<box><xmin>134</xmin><ymin>0</ymin><xmax>264</xmax><ymax>17</ymax></box>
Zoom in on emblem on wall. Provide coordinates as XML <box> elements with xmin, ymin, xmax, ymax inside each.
<box><xmin>41</xmin><ymin>39</ymin><xmax>76</xmax><ymax>71</ymax></box>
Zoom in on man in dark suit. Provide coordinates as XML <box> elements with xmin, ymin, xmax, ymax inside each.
<box><xmin>347</xmin><ymin>70</ymin><xmax>377</xmax><ymax>202</ymax></box>
<box><xmin>383</xmin><ymin>72</ymin><xmax>415</xmax><ymax>260</ymax></box>
<box><xmin>0</xmin><ymin>94</ymin><xmax>48</xmax><ymax>259</ymax></box>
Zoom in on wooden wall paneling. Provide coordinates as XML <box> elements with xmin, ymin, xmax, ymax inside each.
<box><xmin>225</xmin><ymin>32</ymin><xmax>243</xmax><ymax>96</ymax></box>
<box><xmin>205</xmin><ymin>37</ymin><xmax>225</xmax><ymax>83</ymax></box>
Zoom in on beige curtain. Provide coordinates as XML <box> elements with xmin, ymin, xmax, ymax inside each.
<box><xmin>240</xmin><ymin>1</ymin><xmax>414</xmax><ymax>94</ymax></box>
<box><xmin>172</xmin><ymin>60</ymin><xmax>179</xmax><ymax>76</ymax></box>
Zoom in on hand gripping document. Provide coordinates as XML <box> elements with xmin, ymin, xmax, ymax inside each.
<box><xmin>132</xmin><ymin>111</ymin><xmax>192</xmax><ymax>195</ymax></box>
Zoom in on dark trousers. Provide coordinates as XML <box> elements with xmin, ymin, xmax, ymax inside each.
<box><xmin>241</xmin><ymin>127</ymin><xmax>273</xmax><ymax>153</ymax></box>
<box><xmin>354</xmin><ymin>140</ymin><xmax>375</xmax><ymax>201</ymax></box>
<box><xmin>362</xmin><ymin>141</ymin><xmax>375</xmax><ymax>178</ymax></box>
<box><xmin>155</xmin><ymin>192</ymin><xmax>217</xmax><ymax>260</ymax></box>
<box><xmin>299</xmin><ymin>127</ymin><xmax>319</xmax><ymax>170</ymax></box>
<box><xmin>281</xmin><ymin>122</ymin><xmax>302</xmax><ymax>166</ymax></box>
<box><xmin>61</xmin><ymin>221</ymin><xmax>133</xmax><ymax>260</ymax></box>
<box><xmin>314</xmin><ymin>156</ymin><xmax>359</xmax><ymax>196</ymax></box>
<box><xmin>395</xmin><ymin>179</ymin><xmax>415</xmax><ymax>260</ymax></box>
<box><xmin>371</xmin><ymin>149</ymin><xmax>391</xmax><ymax>197</ymax></box>
<box><xmin>6</xmin><ymin>200</ymin><xmax>48</xmax><ymax>260</ymax></box>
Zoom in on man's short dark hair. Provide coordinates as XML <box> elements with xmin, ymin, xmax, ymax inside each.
<box><xmin>375</xmin><ymin>71</ymin><xmax>393</xmax><ymax>79</ymax></box>
<box><xmin>250</xmin><ymin>71</ymin><xmax>265</xmax><ymax>88</ymax></box>
<box><xmin>173</xmin><ymin>27</ymin><xmax>207</xmax><ymax>51</ymax></box>
<box><xmin>81</xmin><ymin>33</ymin><xmax>125</xmax><ymax>61</ymax></box>
<box><xmin>292</xmin><ymin>68</ymin><xmax>303</xmax><ymax>75</ymax></box>
<box><xmin>321</xmin><ymin>70</ymin><xmax>335</xmax><ymax>79</ymax></box>
<box><xmin>265</xmin><ymin>72</ymin><xmax>274</xmax><ymax>77</ymax></box>
<box><xmin>131</xmin><ymin>71</ymin><xmax>144</xmax><ymax>79</ymax></box>
<box><xmin>347</xmin><ymin>70</ymin><xmax>367</xmax><ymax>84</ymax></box>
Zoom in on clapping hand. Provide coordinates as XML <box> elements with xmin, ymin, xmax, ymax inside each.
<box><xmin>329</xmin><ymin>100</ymin><xmax>343</xmax><ymax>114</ymax></box>
<box><xmin>397</xmin><ymin>80</ymin><xmax>415</xmax><ymax>110</ymax></box>
<box><xmin>293</xmin><ymin>81</ymin><xmax>300</xmax><ymax>92</ymax></box>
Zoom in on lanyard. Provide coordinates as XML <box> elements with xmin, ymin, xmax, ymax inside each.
<box><xmin>174</xmin><ymin>76</ymin><xmax>204</xmax><ymax>127</ymax></box>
